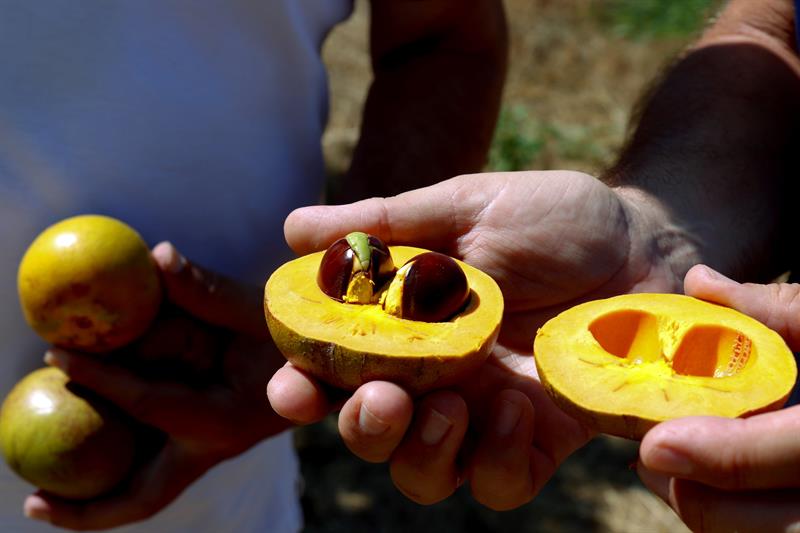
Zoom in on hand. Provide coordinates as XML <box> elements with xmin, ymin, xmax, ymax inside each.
<box><xmin>268</xmin><ymin>171</ymin><xmax>699</xmax><ymax>509</ymax></box>
<box><xmin>25</xmin><ymin>242</ymin><xmax>290</xmax><ymax>530</ymax></box>
<box><xmin>638</xmin><ymin>264</ymin><xmax>800</xmax><ymax>533</ymax></box>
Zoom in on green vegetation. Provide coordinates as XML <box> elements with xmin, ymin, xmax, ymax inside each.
<box><xmin>487</xmin><ymin>106</ymin><xmax>543</xmax><ymax>172</ymax></box>
<box><xmin>597</xmin><ymin>0</ymin><xmax>721</xmax><ymax>40</ymax></box>
<box><xmin>487</xmin><ymin>106</ymin><xmax>619</xmax><ymax>173</ymax></box>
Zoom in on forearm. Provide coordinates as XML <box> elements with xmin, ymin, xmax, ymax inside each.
<box><xmin>333</xmin><ymin>0</ymin><xmax>507</xmax><ymax>203</ymax></box>
<box><xmin>606</xmin><ymin>0</ymin><xmax>800</xmax><ymax>282</ymax></box>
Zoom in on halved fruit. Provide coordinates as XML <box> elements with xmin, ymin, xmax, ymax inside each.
<box><xmin>534</xmin><ymin>293</ymin><xmax>797</xmax><ymax>440</ymax></box>
<box><xmin>265</xmin><ymin>246</ymin><xmax>503</xmax><ymax>395</ymax></box>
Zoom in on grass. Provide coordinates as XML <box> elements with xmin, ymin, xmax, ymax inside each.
<box><xmin>487</xmin><ymin>106</ymin><xmax>619</xmax><ymax>173</ymax></box>
<box><xmin>596</xmin><ymin>0</ymin><xmax>721</xmax><ymax>40</ymax></box>
<box><xmin>487</xmin><ymin>106</ymin><xmax>544</xmax><ymax>172</ymax></box>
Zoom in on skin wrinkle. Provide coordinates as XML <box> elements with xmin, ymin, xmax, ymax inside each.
<box><xmin>765</xmin><ymin>282</ymin><xmax>800</xmax><ymax>347</ymax></box>
<box><xmin>514</xmin><ymin>187</ymin><xmax>626</xmax><ymax>300</ymax></box>
<box><xmin>374</xmin><ymin>197</ymin><xmax>395</xmax><ymax>248</ymax></box>
<box><xmin>449</xmin><ymin>178</ymin><xmax>489</xmax><ymax>256</ymax></box>
<box><xmin>481</xmin><ymin>177</ymin><xmax>606</xmax><ymax>306</ymax></box>
<box><xmin>616</xmin><ymin>187</ymin><xmax>697</xmax><ymax>294</ymax></box>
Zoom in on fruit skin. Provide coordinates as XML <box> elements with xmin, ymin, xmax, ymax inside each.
<box><xmin>534</xmin><ymin>293</ymin><xmax>798</xmax><ymax>440</ymax></box>
<box><xmin>0</xmin><ymin>367</ymin><xmax>137</xmax><ymax>500</ymax></box>
<box><xmin>18</xmin><ymin>214</ymin><xmax>162</xmax><ymax>352</ymax></box>
<box><xmin>265</xmin><ymin>246</ymin><xmax>503</xmax><ymax>395</ymax></box>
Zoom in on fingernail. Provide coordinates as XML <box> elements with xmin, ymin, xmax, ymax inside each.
<box><xmin>44</xmin><ymin>349</ymin><xmax>68</xmax><ymax>371</ymax></box>
<box><xmin>24</xmin><ymin>498</ymin><xmax>51</xmax><ymax>522</ymax></box>
<box><xmin>420</xmin><ymin>407</ymin><xmax>453</xmax><ymax>446</ymax></box>
<box><xmin>494</xmin><ymin>399</ymin><xmax>522</xmax><ymax>436</ymax></box>
<box><xmin>152</xmin><ymin>241</ymin><xmax>186</xmax><ymax>274</ymax></box>
<box><xmin>358</xmin><ymin>404</ymin><xmax>390</xmax><ymax>436</ymax></box>
<box><xmin>699</xmin><ymin>265</ymin><xmax>734</xmax><ymax>284</ymax></box>
<box><xmin>646</xmin><ymin>445</ymin><xmax>694</xmax><ymax>476</ymax></box>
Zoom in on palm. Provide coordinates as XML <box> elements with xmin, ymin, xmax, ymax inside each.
<box><xmin>437</xmin><ymin>171</ymin><xmax>632</xmax><ymax>350</ymax></box>
<box><xmin>278</xmin><ymin>170</ymin><xmax>690</xmax><ymax>509</ymax></box>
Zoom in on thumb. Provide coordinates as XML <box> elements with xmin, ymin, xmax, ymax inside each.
<box><xmin>684</xmin><ymin>264</ymin><xmax>800</xmax><ymax>351</ymax></box>
<box><xmin>151</xmin><ymin>242</ymin><xmax>268</xmax><ymax>340</ymax></box>
<box><xmin>640</xmin><ymin>407</ymin><xmax>800</xmax><ymax>490</ymax></box>
<box><xmin>284</xmin><ymin>174</ymin><xmax>487</xmax><ymax>256</ymax></box>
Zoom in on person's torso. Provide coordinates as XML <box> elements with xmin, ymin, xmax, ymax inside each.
<box><xmin>0</xmin><ymin>1</ymin><xmax>353</xmax><ymax>531</ymax></box>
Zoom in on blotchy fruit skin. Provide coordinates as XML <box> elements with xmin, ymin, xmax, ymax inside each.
<box><xmin>265</xmin><ymin>246</ymin><xmax>503</xmax><ymax>395</ymax></box>
<box><xmin>0</xmin><ymin>367</ymin><xmax>137</xmax><ymax>500</ymax></box>
<box><xmin>534</xmin><ymin>293</ymin><xmax>798</xmax><ymax>440</ymax></box>
<box><xmin>18</xmin><ymin>215</ymin><xmax>162</xmax><ymax>352</ymax></box>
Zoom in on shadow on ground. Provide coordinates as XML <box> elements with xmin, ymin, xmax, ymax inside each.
<box><xmin>295</xmin><ymin>415</ymin><xmax>677</xmax><ymax>533</ymax></box>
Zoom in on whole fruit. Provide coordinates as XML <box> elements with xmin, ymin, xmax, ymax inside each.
<box><xmin>18</xmin><ymin>215</ymin><xmax>162</xmax><ymax>352</ymax></box>
<box><xmin>0</xmin><ymin>367</ymin><xmax>137</xmax><ymax>499</ymax></box>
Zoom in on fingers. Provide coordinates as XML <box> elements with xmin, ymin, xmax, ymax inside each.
<box><xmin>24</xmin><ymin>441</ymin><xmax>206</xmax><ymax>531</ymax></box>
<box><xmin>640</xmin><ymin>407</ymin><xmax>800</xmax><ymax>491</ymax></box>
<box><xmin>267</xmin><ymin>363</ymin><xmax>335</xmax><ymax>424</ymax></box>
<box><xmin>284</xmin><ymin>174</ymin><xmax>491</xmax><ymax>255</ymax></box>
<box><xmin>638</xmin><ymin>464</ymin><xmax>800</xmax><ymax>533</ymax></box>
<box><xmin>684</xmin><ymin>264</ymin><xmax>800</xmax><ymax>350</ymax></box>
<box><xmin>45</xmin><ymin>348</ymin><xmax>204</xmax><ymax>434</ymax></box>
<box><xmin>389</xmin><ymin>391</ymin><xmax>469</xmax><ymax>505</ymax></box>
<box><xmin>467</xmin><ymin>389</ymin><xmax>537</xmax><ymax>510</ymax></box>
<box><xmin>151</xmin><ymin>241</ymin><xmax>269</xmax><ymax>340</ymax></box>
<box><xmin>338</xmin><ymin>381</ymin><xmax>414</xmax><ymax>463</ymax></box>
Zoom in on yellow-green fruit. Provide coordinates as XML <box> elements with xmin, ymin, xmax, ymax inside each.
<box><xmin>265</xmin><ymin>246</ymin><xmax>503</xmax><ymax>395</ymax></box>
<box><xmin>534</xmin><ymin>293</ymin><xmax>797</xmax><ymax>440</ymax></box>
<box><xmin>0</xmin><ymin>367</ymin><xmax>137</xmax><ymax>500</ymax></box>
<box><xmin>18</xmin><ymin>215</ymin><xmax>162</xmax><ymax>352</ymax></box>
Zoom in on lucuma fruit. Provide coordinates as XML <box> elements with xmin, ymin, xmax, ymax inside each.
<box><xmin>534</xmin><ymin>293</ymin><xmax>797</xmax><ymax>440</ymax></box>
<box><xmin>17</xmin><ymin>214</ymin><xmax>162</xmax><ymax>353</ymax></box>
<box><xmin>265</xmin><ymin>246</ymin><xmax>503</xmax><ymax>395</ymax></box>
<box><xmin>0</xmin><ymin>367</ymin><xmax>137</xmax><ymax>499</ymax></box>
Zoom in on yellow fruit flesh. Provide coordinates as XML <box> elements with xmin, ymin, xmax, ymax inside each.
<box><xmin>534</xmin><ymin>293</ymin><xmax>797</xmax><ymax>440</ymax></box>
<box><xmin>265</xmin><ymin>246</ymin><xmax>503</xmax><ymax>394</ymax></box>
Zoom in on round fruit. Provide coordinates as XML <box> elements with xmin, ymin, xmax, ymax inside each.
<box><xmin>317</xmin><ymin>232</ymin><xmax>395</xmax><ymax>304</ymax></box>
<box><xmin>534</xmin><ymin>293</ymin><xmax>797</xmax><ymax>440</ymax></box>
<box><xmin>18</xmin><ymin>214</ymin><xmax>162</xmax><ymax>352</ymax></box>
<box><xmin>383</xmin><ymin>252</ymin><xmax>469</xmax><ymax>322</ymax></box>
<box><xmin>266</xmin><ymin>246</ymin><xmax>503</xmax><ymax>394</ymax></box>
<box><xmin>0</xmin><ymin>367</ymin><xmax>137</xmax><ymax>500</ymax></box>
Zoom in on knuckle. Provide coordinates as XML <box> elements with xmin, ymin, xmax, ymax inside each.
<box><xmin>390</xmin><ymin>461</ymin><xmax>455</xmax><ymax>506</ymax></box>
<box><xmin>472</xmin><ymin>482</ymin><xmax>533</xmax><ymax>511</ymax></box>
<box><xmin>714</xmin><ymin>438</ymin><xmax>752</xmax><ymax>490</ymax></box>
<box><xmin>672</xmin><ymin>480</ymin><xmax>720</xmax><ymax>533</ymax></box>
<box><xmin>470</xmin><ymin>464</ymin><xmax>534</xmax><ymax>511</ymax></box>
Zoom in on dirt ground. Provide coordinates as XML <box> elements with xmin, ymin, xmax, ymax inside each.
<box><xmin>296</xmin><ymin>1</ymin><xmax>715</xmax><ymax>531</ymax></box>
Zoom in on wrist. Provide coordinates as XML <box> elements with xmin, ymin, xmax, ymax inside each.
<box><xmin>613</xmin><ymin>185</ymin><xmax>703</xmax><ymax>294</ymax></box>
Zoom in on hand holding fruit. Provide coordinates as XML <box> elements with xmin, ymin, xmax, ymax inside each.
<box><xmin>637</xmin><ymin>264</ymin><xmax>800</xmax><ymax>533</ymax></box>
<box><xmin>268</xmin><ymin>170</ymin><xmax>699</xmax><ymax>509</ymax></box>
<box><xmin>4</xmin><ymin>216</ymin><xmax>291</xmax><ymax>530</ymax></box>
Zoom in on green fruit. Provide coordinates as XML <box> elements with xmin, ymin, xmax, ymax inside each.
<box><xmin>0</xmin><ymin>367</ymin><xmax>137</xmax><ymax>500</ymax></box>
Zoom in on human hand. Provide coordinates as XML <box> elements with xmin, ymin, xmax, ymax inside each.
<box><xmin>638</xmin><ymin>264</ymin><xmax>800</xmax><ymax>533</ymax></box>
<box><xmin>268</xmin><ymin>171</ymin><xmax>699</xmax><ymax>509</ymax></box>
<box><xmin>24</xmin><ymin>242</ymin><xmax>290</xmax><ymax>530</ymax></box>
